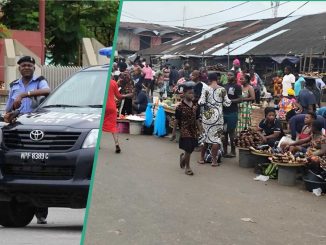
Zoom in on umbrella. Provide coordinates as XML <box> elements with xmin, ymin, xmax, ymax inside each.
<box><xmin>99</xmin><ymin>47</ymin><xmax>113</xmax><ymax>57</ymax></box>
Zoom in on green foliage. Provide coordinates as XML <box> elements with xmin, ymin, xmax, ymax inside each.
<box><xmin>0</xmin><ymin>24</ymin><xmax>11</xmax><ymax>38</ymax></box>
<box><xmin>0</xmin><ymin>0</ymin><xmax>119</xmax><ymax>65</ymax></box>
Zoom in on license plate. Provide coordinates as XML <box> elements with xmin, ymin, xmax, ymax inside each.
<box><xmin>21</xmin><ymin>152</ymin><xmax>49</xmax><ymax>160</ymax></box>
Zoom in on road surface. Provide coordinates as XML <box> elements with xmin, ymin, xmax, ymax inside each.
<box><xmin>84</xmin><ymin>133</ymin><xmax>326</xmax><ymax>245</ymax></box>
<box><xmin>0</xmin><ymin>208</ymin><xmax>84</xmax><ymax>245</ymax></box>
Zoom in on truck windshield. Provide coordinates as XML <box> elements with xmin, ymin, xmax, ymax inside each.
<box><xmin>40</xmin><ymin>70</ymin><xmax>107</xmax><ymax>112</ymax></box>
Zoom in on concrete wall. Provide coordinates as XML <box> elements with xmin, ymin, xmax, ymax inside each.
<box><xmin>0</xmin><ymin>30</ymin><xmax>42</xmax><ymax>84</ymax></box>
<box><xmin>117</xmin><ymin>29</ymin><xmax>182</xmax><ymax>52</ymax></box>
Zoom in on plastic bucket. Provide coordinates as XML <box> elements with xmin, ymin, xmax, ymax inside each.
<box><xmin>239</xmin><ymin>149</ymin><xmax>255</xmax><ymax>168</ymax></box>
<box><xmin>239</xmin><ymin>149</ymin><xmax>269</xmax><ymax>169</ymax></box>
<box><xmin>129</xmin><ymin>121</ymin><xmax>143</xmax><ymax>135</ymax></box>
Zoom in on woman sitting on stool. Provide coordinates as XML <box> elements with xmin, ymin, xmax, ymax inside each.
<box><xmin>257</xmin><ymin>107</ymin><xmax>283</xmax><ymax>147</ymax></box>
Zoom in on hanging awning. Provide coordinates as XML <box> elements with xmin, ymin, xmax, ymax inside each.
<box><xmin>271</xmin><ymin>56</ymin><xmax>300</xmax><ymax>64</ymax></box>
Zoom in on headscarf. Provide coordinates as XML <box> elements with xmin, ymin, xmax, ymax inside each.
<box><xmin>287</xmin><ymin>88</ymin><xmax>295</xmax><ymax>96</ymax></box>
<box><xmin>233</xmin><ymin>59</ymin><xmax>240</xmax><ymax>66</ymax></box>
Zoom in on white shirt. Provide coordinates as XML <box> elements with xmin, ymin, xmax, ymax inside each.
<box><xmin>282</xmin><ymin>74</ymin><xmax>295</xmax><ymax>96</ymax></box>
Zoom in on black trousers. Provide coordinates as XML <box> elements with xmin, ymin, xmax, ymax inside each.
<box><xmin>255</xmin><ymin>89</ymin><xmax>261</xmax><ymax>104</ymax></box>
<box><xmin>35</xmin><ymin>207</ymin><xmax>48</xmax><ymax>219</ymax></box>
<box><xmin>121</xmin><ymin>98</ymin><xmax>133</xmax><ymax>115</ymax></box>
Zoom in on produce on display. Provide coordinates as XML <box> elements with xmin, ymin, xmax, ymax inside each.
<box><xmin>263</xmin><ymin>163</ymin><xmax>278</xmax><ymax>179</ymax></box>
<box><xmin>272</xmin><ymin>152</ymin><xmax>308</xmax><ymax>164</ymax></box>
<box><xmin>249</xmin><ymin>145</ymin><xmax>273</xmax><ymax>155</ymax></box>
<box><xmin>235</xmin><ymin>128</ymin><xmax>263</xmax><ymax>148</ymax></box>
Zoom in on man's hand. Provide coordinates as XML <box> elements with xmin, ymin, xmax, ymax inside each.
<box><xmin>3</xmin><ymin>112</ymin><xmax>18</xmax><ymax>124</ymax></box>
<box><xmin>221</xmin><ymin>89</ymin><xmax>226</xmax><ymax>98</ymax></box>
<box><xmin>13</xmin><ymin>95</ymin><xmax>23</xmax><ymax>110</ymax></box>
<box><xmin>261</xmin><ymin>136</ymin><xmax>267</xmax><ymax>143</ymax></box>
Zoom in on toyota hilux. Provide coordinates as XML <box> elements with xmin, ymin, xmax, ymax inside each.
<box><xmin>0</xmin><ymin>65</ymin><xmax>108</xmax><ymax>227</ymax></box>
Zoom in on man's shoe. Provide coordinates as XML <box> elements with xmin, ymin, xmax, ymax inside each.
<box><xmin>37</xmin><ymin>217</ymin><xmax>47</xmax><ymax>224</ymax></box>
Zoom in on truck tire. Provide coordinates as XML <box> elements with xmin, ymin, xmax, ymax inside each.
<box><xmin>0</xmin><ymin>201</ymin><xmax>35</xmax><ymax>227</ymax></box>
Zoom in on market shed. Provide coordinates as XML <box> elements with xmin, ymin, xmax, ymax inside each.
<box><xmin>138</xmin><ymin>12</ymin><xmax>326</xmax><ymax>74</ymax></box>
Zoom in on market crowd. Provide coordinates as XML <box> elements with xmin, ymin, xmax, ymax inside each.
<box><xmin>104</xmin><ymin>57</ymin><xmax>326</xmax><ymax>177</ymax></box>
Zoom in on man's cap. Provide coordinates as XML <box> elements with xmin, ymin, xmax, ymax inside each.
<box><xmin>17</xmin><ymin>56</ymin><xmax>35</xmax><ymax>65</ymax></box>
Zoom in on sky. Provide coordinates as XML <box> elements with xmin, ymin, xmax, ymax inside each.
<box><xmin>120</xmin><ymin>1</ymin><xmax>326</xmax><ymax>29</ymax></box>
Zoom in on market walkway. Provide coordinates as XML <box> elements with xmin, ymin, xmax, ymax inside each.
<box><xmin>84</xmin><ymin>134</ymin><xmax>326</xmax><ymax>245</ymax></box>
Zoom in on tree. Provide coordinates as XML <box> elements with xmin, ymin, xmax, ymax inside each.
<box><xmin>0</xmin><ymin>24</ymin><xmax>11</xmax><ymax>38</ymax></box>
<box><xmin>0</xmin><ymin>0</ymin><xmax>119</xmax><ymax>65</ymax></box>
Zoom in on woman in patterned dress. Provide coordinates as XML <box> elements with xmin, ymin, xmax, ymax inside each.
<box><xmin>198</xmin><ymin>73</ymin><xmax>231</xmax><ymax>166</ymax></box>
<box><xmin>237</xmin><ymin>73</ymin><xmax>255</xmax><ymax>133</ymax></box>
<box><xmin>118</xmin><ymin>72</ymin><xmax>134</xmax><ymax>115</ymax></box>
<box><xmin>273</xmin><ymin>71</ymin><xmax>283</xmax><ymax>97</ymax></box>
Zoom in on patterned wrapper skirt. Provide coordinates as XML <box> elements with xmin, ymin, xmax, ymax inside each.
<box><xmin>237</xmin><ymin>101</ymin><xmax>252</xmax><ymax>133</ymax></box>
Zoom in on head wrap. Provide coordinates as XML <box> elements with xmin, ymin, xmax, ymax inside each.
<box><xmin>233</xmin><ymin>59</ymin><xmax>240</xmax><ymax>66</ymax></box>
<box><xmin>287</xmin><ymin>88</ymin><xmax>295</xmax><ymax>96</ymax></box>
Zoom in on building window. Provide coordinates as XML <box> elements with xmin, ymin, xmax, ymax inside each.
<box><xmin>161</xmin><ymin>37</ymin><xmax>172</xmax><ymax>43</ymax></box>
<box><xmin>140</xmin><ymin>35</ymin><xmax>151</xmax><ymax>50</ymax></box>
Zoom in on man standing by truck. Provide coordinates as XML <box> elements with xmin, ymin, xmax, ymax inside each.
<box><xmin>4</xmin><ymin>56</ymin><xmax>51</xmax><ymax>224</ymax></box>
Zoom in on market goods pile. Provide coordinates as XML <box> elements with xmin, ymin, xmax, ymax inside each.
<box><xmin>249</xmin><ymin>146</ymin><xmax>273</xmax><ymax>155</ymax></box>
<box><xmin>272</xmin><ymin>152</ymin><xmax>308</xmax><ymax>164</ymax></box>
<box><xmin>206</xmin><ymin>64</ymin><xmax>227</xmax><ymax>72</ymax></box>
<box><xmin>235</xmin><ymin>128</ymin><xmax>263</xmax><ymax>148</ymax></box>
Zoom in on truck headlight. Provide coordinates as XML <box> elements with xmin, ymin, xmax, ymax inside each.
<box><xmin>82</xmin><ymin>129</ymin><xmax>99</xmax><ymax>148</ymax></box>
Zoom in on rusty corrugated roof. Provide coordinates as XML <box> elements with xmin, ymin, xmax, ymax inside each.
<box><xmin>119</xmin><ymin>22</ymin><xmax>202</xmax><ymax>37</ymax></box>
<box><xmin>137</xmin><ymin>12</ymin><xmax>326</xmax><ymax>56</ymax></box>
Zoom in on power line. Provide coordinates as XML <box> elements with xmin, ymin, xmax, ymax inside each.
<box><xmin>122</xmin><ymin>13</ymin><xmax>150</xmax><ymax>23</ymax></box>
<box><xmin>123</xmin><ymin>2</ymin><xmax>250</xmax><ymax>23</ymax></box>
<box><xmin>194</xmin><ymin>1</ymin><xmax>291</xmax><ymax>28</ymax></box>
<box><xmin>284</xmin><ymin>1</ymin><xmax>309</xmax><ymax>18</ymax></box>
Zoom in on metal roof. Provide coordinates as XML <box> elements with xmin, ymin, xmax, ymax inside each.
<box><xmin>138</xmin><ymin>12</ymin><xmax>326</xmax><ymax>57</ymax></box>
<box><xmin>119</xmin><ymin>22</ymin><xmax>202</xmax><ymax>37</ymax></box>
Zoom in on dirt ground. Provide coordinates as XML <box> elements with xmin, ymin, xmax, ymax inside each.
<box><xmin>84</xmin><ymin>133</ymin><xmax>326</xmax><ymax>245</ymax></box>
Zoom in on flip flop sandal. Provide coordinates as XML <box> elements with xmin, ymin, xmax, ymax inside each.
<box><xmin>180</xmin><ymin>153</ymin><xmax>185</xmax><ymax>169</ymax></box>
<box><xmin>185</xmin><ymin>169</ymin><xmax>194</xmax><ymax>175</ymax></box>
<box><xmin>211</xmin><ymin>162</ymin><xmax>219</xmax><ymax>167</ymax></box>
<box><xmin>115</xmin><ymin>145</ymin><xmax>121</xmax><ymax>153</ymax></box>
<box><xmin>197</xmin><ymin>160</ymin><xmax>205</xmax><ymax>164</ymax></box>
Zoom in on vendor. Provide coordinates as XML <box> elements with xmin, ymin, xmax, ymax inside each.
<box><xmin>277</xmin><ymin>88</ymin><xmax>298</xmax><ymax>121</ymax></box>
<box><xmin>289</xmin><ymin>113</ymin><xmax>326</xmax><ymax>140</ymax></box>
<box><xmin>132</xmin><ymin>85</ymin><xmax>148</xmax><ymax>114</ymax></box>
<box><xmin>307</xmin><ymin>120</ymin><xmax>326</xmax><ymax>157</ymax></box>
<box><xmin>305</xmin><ymin>120</ymin><xmax>326</xmax><ymax>174</ymax></box>
<box><xmin>257</xmin><ymin>107</ymin><xmax>283</xmax><ymax>147</ymax></box>
<box><xmin>281</xmin><ymin>112</ymin><xmax>316</xmax><ymax>153</ymax></box>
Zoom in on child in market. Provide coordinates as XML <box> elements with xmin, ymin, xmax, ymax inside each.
<box><xmin>257</xmin><ymin>107</ymin><xmax>283</xmax><ymax>147</ymax></box>
<box><xmin>172</xmin><ymin>82</ymin><xmax>201</xmax><ymax>175</ymax></box>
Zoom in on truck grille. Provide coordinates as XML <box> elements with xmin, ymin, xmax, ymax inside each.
<box><xmin>1</xmin><ymin>165</ymin><xmax>75</xmax><ymax>180</ymax></box>
<box><xmin>2</xmin><ymin>130</ymin><xmax>81</xmax><ymax>151</ymax></box>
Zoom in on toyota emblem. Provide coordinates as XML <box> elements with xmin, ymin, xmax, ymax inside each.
<box><xmin>30</xmin><ymin>130</ymin><xmax>45</xmax><ymax>141</ymax></box>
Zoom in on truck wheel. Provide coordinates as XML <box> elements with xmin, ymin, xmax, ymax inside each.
<box><xmin>0</xmin><ymin>201</ymin><xmax>35</xmax><ymax>227</ymax></box>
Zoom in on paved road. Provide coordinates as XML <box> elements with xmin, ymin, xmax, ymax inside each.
<box><xmin>84</xmin><ymin>133</ymin><xmax>326</xmax><ymax>245</ymax></box>
<box><xmin>0</xmin><ymin>208</ymin><xmax>84</xmax><ymax>245</ymax></box>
